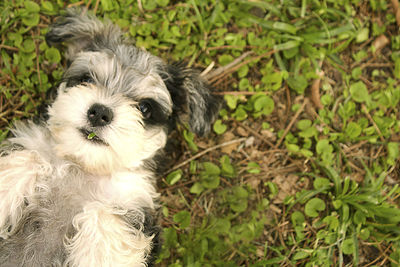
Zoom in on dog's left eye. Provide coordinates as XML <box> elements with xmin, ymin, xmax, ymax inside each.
<box><xmin>79</xmin><ymin>74</ymin><xmax>94</xmax><ymax>84</ymax></box>
<box><xmin>139</xmin><ymin>101</ymin><xmax>152</xmax><ymax>119</ymax></box>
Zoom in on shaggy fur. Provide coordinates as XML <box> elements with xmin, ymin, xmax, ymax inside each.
<box><xmin>0</xmin><ymin>9</ymin><xmax>219</xmax><ymax>267</ymax></box>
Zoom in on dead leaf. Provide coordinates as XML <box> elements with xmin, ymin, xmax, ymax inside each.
<box><xmin>372</xmin><ymin>34</ymin><xmax>389</xmax><ymax>53</ymax></box>
<box><xmin>310</xmin><ymin>69</ymin><xmax>324</xmax><ymax>110</ymax></box>
<box><xmin>236</xmin><ymin>126</ymin><xmax>249</xmax><ymax>137</ymax></box>
<box><xmin>272</xmin><ymin>174</ymin><xmax>299</xmax><ymax>204</ymax></box>
<box><xmin>220</xmin><ymin>131</ymin><xmax>238</xmax><ymax>154</ymax></box>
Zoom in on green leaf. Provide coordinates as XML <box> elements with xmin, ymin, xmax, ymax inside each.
<box><xmin>212</xmin><ymin>218</ymin><xmax>231</xmax><ymax>234</ymax></box>
<box><xmin>342</xmin><ymin>238</ymin><xmax>355</xmax><ymax>255</ymax></box>
<box><xmin>250</xmin><ymin>18</ymin><xmax>297</xmax><ymax>34</ymax></box>
<box><xmin>272</xmin><ymin>21</ymin><xmax>297</xmax><ymax>34</ymax></box>
<box><xmin>156</xmin><ymin>0</ymin><xmax>169</xmax><ymax>7</ymax></box>
<box><xmin>218</xmin><ymin>54</ymin><xmax>233</xmax><ymax>66</ymax></box>
<box><xmin>314</xmin><ymin>177</ymin><xmax>330</xmax><ymax>190</ymax></box>
<box><xmin>87</xmin><ymin>132</ymin><xmax>96</xmax><ymax>140</ymax></box>
<box><xmin>286</xmin><ymin>143</ymin><xmax>300</xmax><ymax>152</ymax></box>
<box><xmin>232</xmin><ymin>186</ymin><xmax>248</xmax><ymax>199</ymax></box>
<box><xmin>213</xmin><ymin>120</ymin><xmax>227</xmax><ymax>135</ymax></box>
<box><xmin>22</xmin><ymin>39</ymin><xmax>35</xmax><ymax>53</ymax></box>
<box><xmin>239</xmin><ymin>78</ymin><xmax>250</xmax><ymax>90</ymax></box>
<box><xmin>220</xmin><ymin>155</ymin><xmax>236</xmax><ymax>178</ymax></box>
<box><xmin>183</xmin><ymin>130</ymin><xmax>198</xmax><ymax>152</ymax></box>
<box><xmin>230</xmin><ymin>197</ymin><xmax>248</xmax><ymax>213</ymax></box>
<box><xmin>291</xmin><ymin>211</ymin><xmax>305</xmax><ymax>226</ymax></box>
<box><xmin>345</xmin><ymin>121</ymin><xmax>362</xmax><ymax>139</ymax></box>
<box><xmin>143</xmin><ymin>0</ymin><xmax>157</xmax><ymax>10</ymax></box>
<box><xmin>287</xmin><ymin>75</ymin><xmax>308</xmax><ymax>94</ymax></box>
<box><xmin>349</xmin><ymin>81</ymin><xmax>370</xmax><ymax>103</ymax></box>
<box><xmin>233</xmin><ymin>106</ymin><xmax>248</xmax><ymax>121</ymax></box>
<box><xmin>305</xmin><ymin>198</ymin><xmax>326</xmax><ymax>217</ymax></box>
<box><xmin>8</xmin><ymin>32</ymin><xmax>23</xmax><ymax>47</ymax></box>
<box><xmin>201</xmin><ymin>175</ymin><xmax>220</xmax><ymax>189</ymax></box>
<box><xmin>292</xmin><ymin>251</ymin><xmax>310</xmax><ymax>260</ymax></box>
<box><xmin>351</xmin><ymin>67</ymin><xmax>362</xmax><ymax>80</ymax></box>
<box><xmin>100</xmin><ymin>0</ymin><xmax>115</xmax><ymax>11</ymax></box>
<box><xmin>25</xmin><ymin>1</ymin><xmax>40</xmax><ymax>12</ymax></box>
<box><xmin>297</xmin><ymin>119</ymin><xmax>312</xmax><ymax>130</ymax></box>
<box><xmin>265</xmin><ymin>181</ymin><xmax>278</xmax><ymax>197</ymax></box>
<box><xmin>202</xmin><ymin>162</ymin><xmax>220</xmax><ymax>176</ymax></box>
<box><xmin>41</xmin><ymin>1</ymin><xmax>54</xmax><ymax>12</ymax></box>
<box><xmin>394</xmin><ymin>57</ymin><xmax>400</xmax><ymax>79</ymax></box>
<box><xmin>387</xmin><ymin>142</ymin><xmax>399</xmax><ymax>165</ymax></box>
<box><xmin>189</xmin><ymin>160</ymin><xmax>197</xmax><ymax>174</ymax></box>
<box><xmin>262</xmin><ymin>72</ymin><xmax>283</xmax><ymax>91</ymax></box>
<box><xmin>166</xmin><ymin>169</ymin><xmax>182</xmax><ymax>185</ymax></box>
<box><xmin>356</xmin><ymin>28</ymin><xmax>369</xmax><ymax>43</ymax></box>
<box><xmin>238</xmin><ymin>65</ymin><xmax>249</xmax><ymax>78</ymax></box>
<box><xmin>247</xmin><ymin>162</ymin><xmax>261</xmax><ymax>174</ymax></box>
<box><xmin>226</xmin><ymin>186</ymin><xmax>249</xmax><ymax>213</ymax></box>
<box><xmin>163</xmin><ymin>227</ymin><xmax>178</xmax><ymax>247</ymax></box>
<box><xmin>199</xmin><ymin>162</ymin><xmax>220</xmax><ymax>189</ymax></box>
<box><xmin>22</xmin><ymin>13</ymin><xmax>40</xmax><ymax>27</ymax></box>
<box><xmin>173</xmin><ymin>211</ymin><xmax>191</xmax><ymax>229</ymax></box>
<box><xmin>190</xmin><ymin>182</ymin><xmax>204</xmax><ymax>195</ymax></box>
<box><xmin>359</xmin><ymin>228</ymin><xmax>370</xmax><ymax>240</ymax></box>
<box><xmin>353</xmin><ymin>210</ymin><xmax>366</xmax><ymax>225</ymax></box>
<box><xmin>274</xmin><ymin>40</ymin><xmax>300</xmax><ymax>51</ymax></box>
<box><xmin>316</xmin><ymin>139</ymin><xmax>333</xmax><ymax>155</ymax></box>
<box><xmin>224</xmin><ymin>95</ymin><xmax>239</xmax><ymax>109</ymax></box>
<box><xmin>253</xmin><ymin>95</ymin><xmax>274</xmax><ymax>115</ymax></box>
<box><xmin>21</xmin><ymin>94</ymin><xmax>30</xmax><ymax>103</ymax></box>
<box><xmin>45</xmin><ymin>47</ymin><xmax>61</xmax><ymax>63</ymax></box>
<box><xmin>322</xmin><ymin>215</ymin><xmax>339</xmax><ymax>230</ymax></box>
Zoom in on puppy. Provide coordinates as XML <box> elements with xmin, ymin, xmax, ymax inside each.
<box><xmin>0</xmin><ymin>9</ymin><xmax>219</xmax><ymax>267</ymax></box>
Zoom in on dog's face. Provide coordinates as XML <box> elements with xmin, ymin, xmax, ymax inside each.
<box><xmin>45</xmin><ymin>10</ymin><xmax>219</xmax><ymax>174</ymax></box>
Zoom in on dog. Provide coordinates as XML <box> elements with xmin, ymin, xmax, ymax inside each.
<box><xmin>0</xmin><ymin>9</ymin><xmax>219</xmax><ymax>266</ymax></box>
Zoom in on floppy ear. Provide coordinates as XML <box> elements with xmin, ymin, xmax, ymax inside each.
<box><xmin>163</xmin><ymin>63</ymin><xmax>220</xmax><ymax>136</ymax></box>
<box><xmin>45</xmin><ymin>8</ymin><xmax>122</xmax><ymax>60</ymax></box>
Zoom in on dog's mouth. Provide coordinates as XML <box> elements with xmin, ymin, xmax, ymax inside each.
<box><xmin>79</xmin><ymin>128</ymin><xmax>108</xmax><ymax>146</ymax></box>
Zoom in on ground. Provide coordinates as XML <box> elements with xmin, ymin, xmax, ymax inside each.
<box><xmin>1</xmin><ymin>0</ymin><xmax>400</xmax><ymax>266</ymax></box>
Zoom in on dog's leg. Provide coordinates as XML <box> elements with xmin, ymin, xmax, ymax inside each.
<box><xmin>0</xmin><ymin>150</ymin><xmax>50</xmax><ymax>238</ymax></box>
<box><xmin>65</xmin><ymin>202</ymin><xmax>153</xmax><ymax>267</ymax></box>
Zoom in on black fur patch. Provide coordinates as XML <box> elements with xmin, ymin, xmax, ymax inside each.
<box><xmin>161</xmin><ymin>62</ymin><xmax>221</xmax><ymax>136</ymax></box>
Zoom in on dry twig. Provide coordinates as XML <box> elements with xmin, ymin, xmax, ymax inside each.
<box><xmin>164</xmin><ymin>137</ymin><xmax>247</xmax><ymax>175</ymax></box>
<box><xmin>362</xmin><ymin>104</ymin><xmax>385</xmax><ymax>142</ymax></box>
<box><xmin>391</xmin><ymin>0</ymin><xmax>400</xmax><ymax>26</ymax></box>
<box><xmin>204</xmin><ymin>51</ymin><xmax>253</xmax><ymax>80</ymax></box>
<box><xmin>274</xmin><ymin>99</ymin><xmax>308</xmax><ymax>149</ymax></box>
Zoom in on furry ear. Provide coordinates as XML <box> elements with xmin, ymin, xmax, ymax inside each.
<box><xmin>45</xmin><ymin>9</ymin><xmax>122</xmax><ymax>60</ymax></box>
<box><xmin>162</xmin><ymin>63</ymin><xmax>220</xmax><ymax>136</ymax></box>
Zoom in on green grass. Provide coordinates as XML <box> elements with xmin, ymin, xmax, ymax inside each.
<box><xmin>1</xmin><ymin>0</ymin><xmax>400</xmax><ymax>266</ymax></box>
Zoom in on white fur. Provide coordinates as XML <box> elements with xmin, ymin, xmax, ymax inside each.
<box><xmin>64</xmin><ymin>203</ymin><xmax>152</xmax><ymax>267</ymax></box>
<box><xmin>0</xmin><ymin>150</ymin><xmax>51</xmax><ymax>238</ymax></box>
<box><xmin>0</xmin><ymin>78</ymin><xmax>166</xmax><ymax>265</ymax></box>
<box><xmin>47</xmin><ymin>84</ymin><xmax>167</xmax><ymax>174</ymax></box>
<box><xmin>0</xmin><ymin>122</ymin><xmax>159</xmax><ymax>266</ymax></box>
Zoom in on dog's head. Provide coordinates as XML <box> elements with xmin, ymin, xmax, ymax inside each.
<box><xmin>45</xmin><ymin>9</ymin><xmax>219</xmax><ymax>174</ymax></box>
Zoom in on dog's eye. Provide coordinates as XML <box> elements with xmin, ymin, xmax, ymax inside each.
<box><xmin>80</xmin><ymin>74</ymin><xmax>94</xmax><ymax>84</ymax></box>
<box><xmin>139</xmin><ymin>101</ymin><xmax>152</xmax><ymax>119</ymax></box>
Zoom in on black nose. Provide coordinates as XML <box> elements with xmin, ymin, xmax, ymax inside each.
<box><xmin>87</xmin><ymin>103</ymin><xmax>114</xmax><ymax>127</ymax></box>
